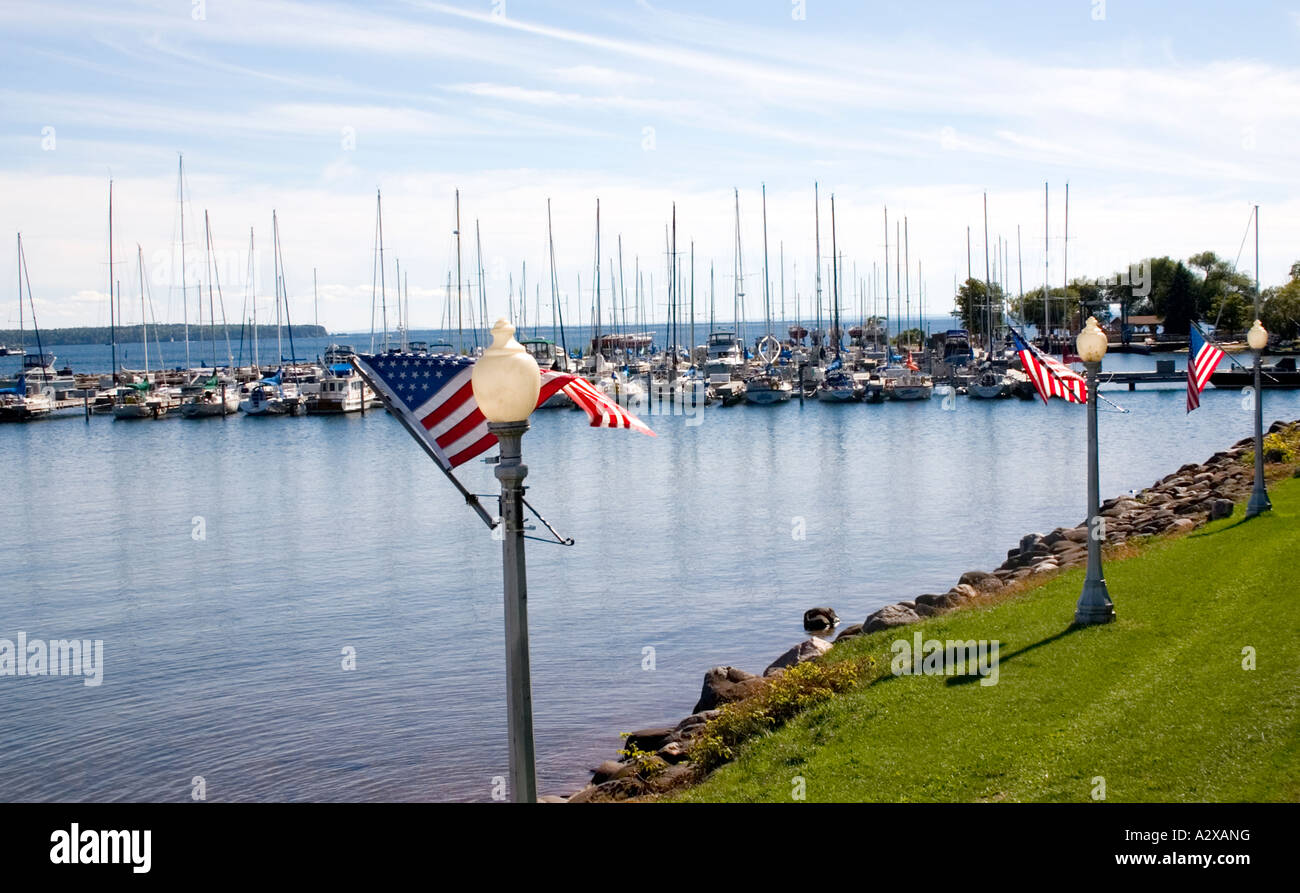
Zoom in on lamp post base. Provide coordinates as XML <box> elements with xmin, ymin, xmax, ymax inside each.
<box><xmin>1246</xmin><ymin>487</ymin><xmax>1272</xmax><ymax>519</ymax></box>
<box><xmin>1074</xmin><ymin>578</ymin><xmax>1115</xmax><ymax>627</ymax></box>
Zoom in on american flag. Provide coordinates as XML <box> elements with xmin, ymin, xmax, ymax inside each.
<box><xmin>1186</xmin><ymin>326</ymin><xmax>1224</xmax><ymax>413</ymax></box>
<box><xmin>352</xmin><ymin>352</ymin><xmax>653</xmax><ymax>470</ymax></box>
<box><xmin>1011</xmin><ymin>328</ymin><xmax>1088</xmax><ymax>404</ymax></box>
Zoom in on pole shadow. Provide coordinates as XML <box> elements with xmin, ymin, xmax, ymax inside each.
<box><xmin>945</xmin><ymin>624</ymin><xmax>1085</xmax><ymax>687</ymax></box>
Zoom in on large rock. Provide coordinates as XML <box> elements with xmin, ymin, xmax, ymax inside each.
<box><xmin>763</xmin><ymin>636</ymin><xmax>834</xmax><ymax>676</ymax></box>
<box><xmin>803</xmin><ymin>606</ymin><xmax>839</xmax><ymax>631</ymax></box>
<box><xmin>591</xmin><ymin>759</ymin><xmax>638</xmax><ymax>784</ymax></box>
<box><xmin>692</xmin><ymin>667</ymin><xmax>767</xmax><ymax>713</ymax></box>
<box><xmin>624</xmin><ymin>727</ymin><xmax>675</xmax><ymax>754</ymax></box>
<box><xmin>958</xmin><ymin>570</ymin><xmax>1003</xmax><ymax>591</ymax></box>
<box><xmin>834</xmin><ymin>622</ymin><xmax>864</xmax><ymax>642</ymax></box>
<box><xmin>863</xmin><ymin>603</ymin><xmax>922</xmax><ymax>633</ymax></box>
<box><xmin>1210</xmin><ymin>498</ymin><xmax>1234</xmax><ymax>521</ymax></box>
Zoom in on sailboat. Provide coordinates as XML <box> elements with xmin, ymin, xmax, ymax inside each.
<box><xmin>114</xmin><ymin>246</ymin><xmax>168</xmax><ymax>419</ymax></box>
<box><xmin>180</xmin><ymin>211</ymin><xmax>239</xmax><ymax>417</ymax></box>
<box><xmin>817</xmin><ymin>196</ymin><xmax>862</xmax><ymax>402</ymax></box>
<box><xmin>744</xmin><ymin>186</ymin><xmax>793</xmax><ymax>405</ymax></box>
<box><xmin>0</xmin><ymin>234</ymin><xmax>53</xmax><ymax>421</ymax></box>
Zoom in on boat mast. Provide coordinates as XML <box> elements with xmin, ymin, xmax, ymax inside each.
<box><xmin>1064</xmin><ymin>180</ymin><xmax>1071</xmax><ymax>335</ymax></box>
<box><xmin>761</xmin><ymin>183</ymin><xmax>771</xmax><ymax>340</ymax></box>
<box><xmin>109</xmin><ymin>179</ymin><xmax>117</xmax><ymax>383</ymax></box>
<box><xmin>830</xmin><ymin>194</ymin><xmax>839</xmax><ymax>359</ymax></box>
<box><xmin>884</xmin><ymin>207</ymin><xmax>890</xmax><ymax>354</ymax></box>
<box><xmin>1044</xmin><ymin>182</ymin><xmax>1050</xmax><ymax>348</ymax></box>
<box><xmin>137</xmin><ymin>245</ymin><xmax>148</xmax><ymax>378</ymax></box>
<box><xmin>904</xmin><ymin>216</ymin><xmax>910</xmax><ymax>349</ymax></box>
<box><xmin>733</xmin><ymin>188</ymin><xmax>744</xmax><ymax>347</ymax></box>
<box><xmin>546</xmin><ymin>198</ymin><xmax>568</xmax><ymax>360</ymax></box>
<box><xmin>813</xmin><ymin>183</ymin><xmax>821</xmax><ymax>347</ymax></box>
<box><xmin>274</xmin><ymin>213</ymin><xmax>283</xmax><ymax>366</ymax></box>
<box><xmin>455</xmin><ymin>190</ymin><xmax>463</xmax><ymax>354</ymax></box>
<box><xmin>983</xmin><ymin>192</ymin><xmax>993</xmax><ymax>359</ymax></box>
<box><xmin>378</xmin><ymin>190</ymin><xmax>388</xmax><ymax>352</ymax></box>
<box><xmin>250</xmin><ymin>228</ymin><xmax>258</xmax><ymax>371</ymax></box>
<box><xmin>313</xmin><ymin>266</ymin><xmax>318</xmax><ymax>329</ymax></box>
<box><xmin>178</xmin><ymin>155</ymin><xmax>190</xmax><ymax>373</ymax></box>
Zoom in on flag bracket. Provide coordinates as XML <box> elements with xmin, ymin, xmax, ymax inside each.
<box><xmin>521</xmin><ymin>497</ymin><xmax>575</xmax><ymax>547</ymax></box>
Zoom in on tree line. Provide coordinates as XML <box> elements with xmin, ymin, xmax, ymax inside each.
<box><xmin>0</xmin><ymin>324</ymin><xmax>328</xmax><ymax>346</ymax></box>
<box><xmin>951</xmin><ymin>252</ymin><xmax>1300</xmax><ymax>341</ymax></box>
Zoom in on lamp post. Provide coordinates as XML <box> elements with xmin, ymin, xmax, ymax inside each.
<box><xmin>1074</xmin><ymin>317</ymin><xmax>1115</xmax><ymax>626</ymax></box>
<box><xmin>471</xmin><ymin>318</ymin><xmax>542</xmax><ymax>803</ymax></box>
<box><xmin>1246</xmin><ymin>318</ymin><xmax>1271</xmax><ymax>518</ymax></box>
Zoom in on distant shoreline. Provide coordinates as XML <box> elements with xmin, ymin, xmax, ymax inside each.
<box><xmin>0</xmin><ymin>325</ymin><xmax>328</xmax><ymax>347</ymax></box>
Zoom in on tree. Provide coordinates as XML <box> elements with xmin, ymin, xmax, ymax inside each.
<box><xmin>1159</xmin><ymin>262</ymin><xmax>1198</xmax><ymax>335</ymax></box>
<box><xmin>1188</xmin><ymin>250</ymin><xmax>1254</xmax><ymax>333</ymax></box>
<box><xmin>1262</xmin><ymin>262</ymin><xmax>1300</xmax><ymax>340</ymax></box>
<box><xmin>952</xmin><ymin>277</ymin><xmax>1006</xmax><ymax>341</ymax></box>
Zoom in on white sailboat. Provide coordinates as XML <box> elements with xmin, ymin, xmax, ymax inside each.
<box><xmin>1</xmin><ymin>234</ymin><xmax>53</xmax><ymax>422</ymax></box>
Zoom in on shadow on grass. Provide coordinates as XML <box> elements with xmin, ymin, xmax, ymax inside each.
<box><xmin>945</xmin><ymin>624</ymin><xmax>1085</xmax><ymax>687</ymax></box>
<box><xmin>1188</xmin><ymin>515</ymin><xmax>1255</xmax><ymax>538</ymax></box>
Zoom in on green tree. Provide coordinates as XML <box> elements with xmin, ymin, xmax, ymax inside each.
<box><xmin>1262</xmin><ymin>262</ymin><xmax>1300</xmax><ymax>340</ymax></box>
<box><xmin>952</xmin><ymin>277</ymin><xmax>1006</xmax><ymax>341</ymax></box>
<box><xmin>1159</xmin><ymin>262</ymin><xmax>1198</xmax><ymax>335</ymax></box>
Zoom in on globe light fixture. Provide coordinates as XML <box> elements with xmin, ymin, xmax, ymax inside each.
<box><xmin>1247</xmin><ymin>319</ymin><xmax>1268</xmax><ymax>352</ymax></box>
<box><xmin>471</xmin><ymin>318</ymin><xmax>541</xmax><ymax>423</ymax></box>
<box><xmin>1075</xmin><ymin>316</ymin><xmax>1109</xmax><ymax>364</ymax></box>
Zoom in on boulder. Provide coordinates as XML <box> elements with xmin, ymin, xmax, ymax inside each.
<box><xmin>958</xmin><ymin>570</ymin><xmax>1003</xmax><ymax>591</ymax></box>
<box><xmin>646</xmin><ymin>763</ymin><xmax>697</xmax><ymax>794</ymax></box>
<box><xmin>624</xmin><ymin>727</ymin><xmax>675</xmax><ymax>754</ymax></box>
<box><xmin>1169</xmin><ymin>518</ymin><xmax>1197</xmax><ymax>533</ymax></box>
<box><xmin>803</xmin><ymin>606</ymin><xmax>839</xmax><ymax>631</ymax></box>
<box><xmin>1210</xmin><ymin>498</ymin><xmax>1234</xmax><ymax>521</ymax></box>
<box><xmin>864</xmin><ymin>603</ymin><xmax>922</xmax><ymax>633</ymax></box>
<box><xmin>914</xmin><ymin>602</ymin><xmax>944</xmax><ymax>617</ymax></box>
<box><xmin>834</xmin><ymin>622</ymin><xmax>864</xmax><ymax>642</ymax></box>
<box><xmin>591</xmin><ymin>760</ymin><xmax>626</xmax><ymax>784</ymax></box>
<box><xmin>693</xmin><ymin>667</ymin><xmax>767</xmax><ymax>713</ymax></box>
<box><xmin>656</xmin><ymin>741</ymin><xmax>690</xmax><ymax>764</ymax></box>
<box><xmin>949</xmin><ymin>583</ymin><xmax>979</xmax><ymax>601</ymax></box>
<box><xmin>1018</xmin><ymin>533</ymin><xmax>1044</xmax><ymax>555</ymax></box>
<box><xmin>763</xmin><ymin>636</ymin><xmax>834</xmax><ymax>676</ymax></box>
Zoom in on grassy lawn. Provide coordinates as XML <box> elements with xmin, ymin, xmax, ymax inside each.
<box><xmin>677</xmin><ymin>475</ymin><xmax>1300</xmax><ymax>803</ymax></box>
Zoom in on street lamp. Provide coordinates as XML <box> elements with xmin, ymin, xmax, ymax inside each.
<box><xmin>471</xmin><ymin>318</ymin><xmax>542</xmax><ymax>803</ymax></box>
<box><xmin>1075</xmin><ymin>317</ymin><xmax>1116</xmax><ymax>626</ymax></box>
<box><xmin>1246</xmin><ymin>319</ymin><xmax>1271</xmax><ymax>518</ymax></box>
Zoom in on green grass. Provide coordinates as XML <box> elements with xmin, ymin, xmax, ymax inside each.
<box><xmin>676</xmin><ymin>476</ymin><xmax>1300</xmax><ymax>803</ymax></box>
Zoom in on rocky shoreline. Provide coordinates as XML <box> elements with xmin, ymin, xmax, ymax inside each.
<box><xmin>551</xmin><ymin>420</ymin><xmax>1299</xmax><ymax>803</ymax></box>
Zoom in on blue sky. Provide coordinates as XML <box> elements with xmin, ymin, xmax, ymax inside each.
<box><xmin>2</xmin><ymin>0</ymin><xmax>1298</xmax><ymax>332</ymax></box>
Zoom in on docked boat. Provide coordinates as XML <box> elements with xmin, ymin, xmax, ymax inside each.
<box><xmin>307</xmin><ymin>347</ymin><xmax>378</xmax><ymax>414</ymax></box>
<box><xmin>240</xmin><ymin>377</ymin><xmax>298</xmax><ymax>415</ymax></box>
<box><xmin>883</xmin><ymin>368</ymin><xmax>935</xmax><ymax>401</ymax></box>
<box><xmin>968</xmin><ymin>365</ymin><xmax>1010</xmax><ymax>399</ymax></box>
<box><xmin>744</xmin><ymin>369</ymin><xmax>793</xmax><ymax>404</ymax></box>
<box><xmin>178</xmin><ymin>377</ymin><xmax>240</xmax><ymax>418</ymax></box>
<box><xmin>0</xmin><ymin>374</ymin><xmax>53</xmax><ymax>421</ymax></box>
<box><xmin>522</xmin><ymin>338</ymin><xmax>575</xmax><ymax>408</ymax></box>
<box><xmin>703</xmin><ymin>331</ymin><xmax>745</xmax><ymax>379</ymax></box>
<box><xmin>816</xmin><ymin>366</ymin><xmax>862</xmax><ymax>402</ymax></box>
<box><xmin>1209</xmin><ymin>356</ymin><xmax>1300</xmax><ymax>389</ymax></box>
<box><xmin>112</xmin><ymin>382</ymin><xmax>168</xmax><ymax>419</ymax></box>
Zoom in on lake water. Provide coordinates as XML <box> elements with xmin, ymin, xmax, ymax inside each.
<box><xmin>2</xmin><ymin>331</ymin><xmax>1296</xmax><ymax>801</ymax></box>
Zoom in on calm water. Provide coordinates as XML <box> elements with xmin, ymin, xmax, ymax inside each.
<box><xmin>2</xmin><ymin>338</ymin><xmax>1296</xmax><ymax>802</ymax></box>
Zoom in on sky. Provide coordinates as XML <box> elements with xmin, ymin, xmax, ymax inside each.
<box><xmin>1</xmin><ymin>0</ymin><xmax>1298</xmax><ymax>334</ymax></box>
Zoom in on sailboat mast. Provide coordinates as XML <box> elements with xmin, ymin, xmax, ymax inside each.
<box><xmin>983</xmin><ymin>192</ymin><xmax>993</xmax><ymax>358</ymax></box>
<box><xmin>884</xmin><ymin>207</ymin><xmax>890</xmax><ymax>352</ymax></box>
<box><xmin>455</xmin><ymin>190</ymin><xmax>463</xmax><ymax>354</ymax></box>
<box><xmin>274</xmin><ymin>213</ymin><xmax>283</xmax><ymax>366</ymax></box>
<box><xmin>830</xmin><ymin>194</ymin><xmax>839</xmax><ymax>358</ymax></box>
<box><xmin>109</xmin><ymin>179</ymin><xmax>117</xmax><ymax>382</ymax></box>
<box><xmin>761</xmin><ymin>183</ymin><xmax>771</xmax><ymax>337</ymax></box>
<box><xmin>250</xmin><ymin>228</ymin><xmax>258</xmax><ymax>370</ymax></box>
<box><xmin>904</xmin><ymin>216</ymin><xmax>910</xmax><ymax>347</ymax></box>
<box><xmin>138</xmin><ymin>245</ymin><xmax>148</xmax><ymax>377</ymax></box>
<box><xmin>178</xmin><ymin>155</ymin><xmax>189</xmax><ymax>373</ymax></box>
<box><xmin>378</xmin><ymin>190</ymin><xmax>388</xmax><ymax>352</ymax></box>
<box><xmin>1064</xmin><ymin>181</ymin><xmax>1070</xmax><ymax>332</ymax></box>
<box><xmin>546</xmin><ymin>198</ymin><xmax>567</xmax><ymax>360</ymax></box>
<box><xmin>1044</xmin><ymin>182</ymin><xmax>1050</xmax><ymax>347</ymax></box>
